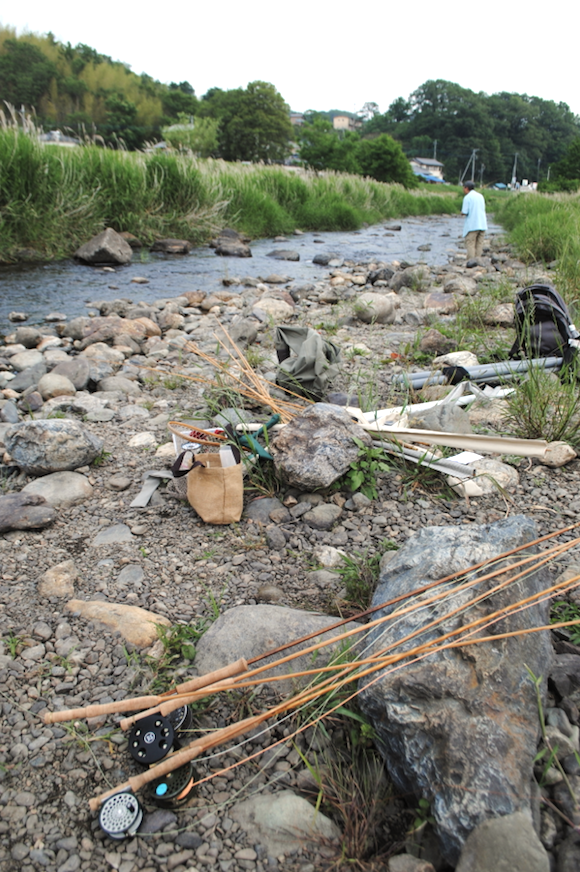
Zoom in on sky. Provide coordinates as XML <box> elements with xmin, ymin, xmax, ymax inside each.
<box><xmin>3</xmin><ymin>1</ymin><xmax>579</xmax><ymax>117</ymax></box>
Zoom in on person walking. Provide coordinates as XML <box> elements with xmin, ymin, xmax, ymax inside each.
<box><xmin>461</xmin><ymin>180</ymin><xmax>487</xmax><ymax>260</ymax></box>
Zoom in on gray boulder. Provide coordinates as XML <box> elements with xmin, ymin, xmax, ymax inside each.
<box><xmin>150</xmin><ymin>238</ymin><xmax>192</xmax><ymax>254</ymax></box>
<box><xmin>37</xmin><ymin>372</ymin><xmax>76</xmax><ymax>400</ymax></box>
<box><xmin>455</xmin><ymin>812</ymin><xmax>549</xmax><ymax>872</ymax></box>
<box><xmin>0</xmin><ymin>493</ymin><xmax>56</xmax><ymax>532</ymax></box>
<box><xmin>74</xmin><ymin>228</ymin><xmax>132</xmax><ymax>265</ymax></box>
<box><xmin>267</xmin><ymin>249</ymin><xmax>300</xmax><ymax>261</ymax></box>
<box><xmin>214</xmin><ymin>231</ymin><xmax>252</xmax><ymax>258</ymax></box>
<box><xmin>358</xmin><ymin>516</ymin><xmax>552</xmax><ymax>863</ymax></box>
<box><xmin>14</xmin><ymin>327</ymin><xmax>42</xmax><ymax>349</ymax></box>
<box><xmin>5</xmin><ymin>419</ymin><xmax>103</xmax><ymax>475</ymax></box>
<box><xmin>270</xmin><ymin>403</ymin><xmax>372</xmax><ymax>490</ymax></box>
<box><xmin>195</xmin><ymin>604</ymin><xmax>361</xmax><ymax>692</ymax></box>
<box><xmin>354</xmin><ymin>292</ymin><xmax>400</xmax><ymax>324</ymax></box>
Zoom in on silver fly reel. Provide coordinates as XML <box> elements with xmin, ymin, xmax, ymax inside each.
<box><xmin>99</xmin><ymin>790</ymin><xmax>143</xmax><ymax>840</ymax></box>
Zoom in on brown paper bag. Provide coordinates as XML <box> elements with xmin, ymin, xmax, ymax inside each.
<box><xmin>185</xmin><ymin>453</ymin><xmax>243</xmax><ymax>524</ymax></box>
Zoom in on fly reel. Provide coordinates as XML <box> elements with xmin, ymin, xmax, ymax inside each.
<box><xmin>99</xmin><ymin>790</ymin><xmax>143</xmax><ymax>839</ymax></box>
<box><xmin>146</xmin><ymin>760</ymin><xmax>197</xmax><ymax>808</ymax></box>
<box><xmin>168</xmin><ymin>704</ymin><xmax>193</xmax><ymax>736</ymax></box>
<box><xmin>128</xmin><ymin>714</ymin><xmax>175</xmax><ymax>765</ymax></box>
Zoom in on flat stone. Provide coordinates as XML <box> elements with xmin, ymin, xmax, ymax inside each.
<box><xmin>303</xmin><ymin>503</ymin><xmax>343</xmax><ymax>530</ymax></box>
<box><xmin>128</xmin><ymin>432</ymin><xmax>156</xmax><ymax>449</ymax></box>
<box><xmin>245</xmin><ymin>497</ymin><xmax>286</xmax><ymax>524</ymax></box>
<box><xmin>38</xmin><ymin>560</ymin><xmax>78</xmax><ymax>598</ymax></box>
<box><xmin>66</xmin><ymin>599</ymin><xmax>170</xmax><ymax>646</ymax></box>
<box><xmin>267</xmin><ymin>249</ymin><xmax>300</xmax><ymax>261</ymax></box>
<box><xmin>22</xmin><ymin>471</ymin><xmax>93</xmax><ymax>508</ymax></box>
<box><xmin>97</xmin><ymin>376</ymin><xmax>141</xmax><ymax>396</ymax></box>
<box><xmin>91</xmin><ymin>524</ymin><xmax>134</xmax><ymax>546</ymax></box>
<box><xmin>107</xmin><ymin>475</ymin><xmax>132</xmax><ymax>491</ymax></box>
<box><xmin>10</xmin><ymin>349</ymin><xmax>44</xmax><ymax>371</ymax></box>
<box><xmin>117</xmin><ymin>565</ymin><xmax>144</xmax><ymax>586</ymax></box>
<box><xmin>0</xmin><ymin>493</ymin><xmax>56</xmax><ymax>533</ymax></box>
<box><xmin>424</xmin><ymin>292</ymin><xmax>459</xmax><ymax>314</ymax></box>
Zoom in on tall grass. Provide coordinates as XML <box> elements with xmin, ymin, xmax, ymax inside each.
<box><xmin>0</xmin><ymin>128</ymin><xmax>459</xmax><ymax>262</ymax></box>
<box><xmin>492</xmin><ymin>192</ymin><xmax>580</xmax><ymax>302</ymax></box>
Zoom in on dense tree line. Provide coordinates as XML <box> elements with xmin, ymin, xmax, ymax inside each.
<box><xmin>0</xmin><ymin>29</ymin><xmax>292</xmax><ymax>159</ymax></box>
<box><xmin>362</xmin><ymin>80</ymin><xmax>580</xmax><ymax>184</ymax></box>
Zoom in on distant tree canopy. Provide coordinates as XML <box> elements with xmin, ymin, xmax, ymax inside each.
<box><xmin>298</xmin><ymin>117</ymin><xmax>418</xmax><ymax>187</ymax></box>
<box><xmin>0</xmin><ymin>30</ymin><xmax>292</xmax><ymax>159</ymax></box>
<box><xmin>364</xmin><ymin>79</ymin><xmax>580</xmax><ymax>184</ymax></box>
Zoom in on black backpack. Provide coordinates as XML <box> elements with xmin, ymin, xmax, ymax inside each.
<box><xmin>508</xmin><ymin>284</ymin><xmax>580</xmax><ymax>365</ymax></box>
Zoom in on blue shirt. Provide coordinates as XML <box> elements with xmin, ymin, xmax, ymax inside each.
<box><xmin>461</xmin><ymin>190</ymin><xmax>487</xmax><ymax>236</ymax></box>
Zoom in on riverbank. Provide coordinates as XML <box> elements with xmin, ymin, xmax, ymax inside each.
<box><xmin>1</xmin><ymin>215</ymin><xmax>580</xmax><ymax>871</ymax></box>
<box><xmin>0</xmin><ymin>130</ymin><xmax>458</xmax><ymax>263</ymax></box>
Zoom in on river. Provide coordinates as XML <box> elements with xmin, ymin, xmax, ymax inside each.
<box><xmin>0</xmin><ymin>213</ymin><xmax>501</xmax><ymax>335</ymax></box>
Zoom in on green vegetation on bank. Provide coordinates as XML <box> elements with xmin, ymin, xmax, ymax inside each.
<box><xmin>0</xmin><ymin>128</ymin><xmax>459</xmax><ymax>261</ymax></box>
<box><xmin>491</xmin><ymin>192</ymin><xmax>580</xmax><ymax>295</ymax></box>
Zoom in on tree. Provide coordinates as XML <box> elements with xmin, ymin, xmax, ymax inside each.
<box><xmin>162</xmin><ymin>81</ymin><xmax>198</xmax><ymax>121</ymax></box>
<box><xmin>357</xmin><ymin>134</ymin><xmax>418</xmax><ymax>187</ymax></box>
<box><xmin>0</xmin><ymin>39</ymin><xmax>57</xmax><ymax>105</ymax></box>
<box><xmin>212</xmin><ymin>81</ymin><xmax>293</xmax><ymax>163</ymax></box>
<box><xmin>551</xmin><ymin>137</ymin><xmax>580</xmax><ymax>183</ymax></box>
<box><xmin>162</xmin><ymin>115</ymin><xmax>219</xmax><ymax>157</ymax></box>
<box><xmin>298</xmin><ymin>116</ymin><xmax>360</xmax><ymax>173</ymax></box>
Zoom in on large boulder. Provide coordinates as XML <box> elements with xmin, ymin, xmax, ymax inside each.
<box><xmin>22</xmin><ymin>471</ymin><xmax>93</xmax><ymax>508</ymax></box>
<box><xmin>270</xmin><ymin>403</ymin><xmax>372</xmax><ymax>490</ymax></box>
<box><xmin>76</xmin><ymin>316</ymin><xmax>147</xmax><ymax>350</ymax></box>
<box><xmin>390</xmin><ymin>265</ymin><xmax>430</xmax><ymax>292</ymax></box>
<box><xmin>358</xmin><ymin>516</ymin><xmax>552</xmax><ymax>863</ymax></box>
<box><xmin>213</xmin><ymin>229</ymin><xmax>252</xmax><ymax>258</ymax></box>
<box><xmin>5</xmin><ymin>419</ymin><xmax>103</xmax><ymax>475</ymax></box>
<box><xmin>74</xmin><ymin>228</ymin><xmax>133</xmax><ymax>265</ymax></box>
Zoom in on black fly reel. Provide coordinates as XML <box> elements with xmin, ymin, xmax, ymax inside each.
<box><xmin>146</xmin><ymin>760</ymin><xmax>197</xmax><ymax>808</ymax></box>
<box><xmin>99</xmin><ymin>790</ymin><xmax>143</xmax><ymax>840</ymax></box>
<box><xmin>128</xmin><ymin>714</ymin><xmax>175</xmax><ymax>765</ymax></box>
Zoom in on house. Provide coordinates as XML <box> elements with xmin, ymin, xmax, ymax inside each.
<box><xmin>332</xmin><ymin>114</ymin><xmax>362</xmax><ymax>132</ymax></box>
<box><xmin>290</xmin><ymin>112</ymin><xmax>304</xmax><ymax>126</ymax></box>
<box><xmin>410</xmin><ymin>156</ymin><xmax>445</xmax><ymax>182</ymax></box>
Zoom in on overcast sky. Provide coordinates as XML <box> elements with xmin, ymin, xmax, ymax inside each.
<box><xmin>3</xmin><ymin>1</ymin><xmax>579</xmax><ymax>117</ymax></box>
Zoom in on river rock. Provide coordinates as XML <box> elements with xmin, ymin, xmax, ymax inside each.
<box><xmin>229</xmin><ymin>790</ymin><xmax>340</xmax><ymax>856</ymax></box>
<box><xmin>419</xmin><ymin>329</ymin><xmax>456</xmax><ymax>355</ymax></box>
<box><xmin>80</xmin><ymin>342</ymin><xmax>125</xmax><ymax>365</ymax></box>
<box><xmin>303</xmin><ymin>503</ymin><xmax>343</xmax><ymax>529</ymax></box>
<box><xmin>267</xmin><ymin>249</ymin><xmax>300</xmax><ymax>261</ymax></box>
<box><xmin>369</xmin><ymin>267</ymin><xmax>395</xmax><ymax>284</ymax></box>
<box><xmin>450</xmin><ymin>458</ymin><xmax>519</xmax><ymax>497</ymax></box>
<box><xmin>254</xmin><ymin>298</ymin><xmax>295</xmax><ymax>321</ymax></box>
<box><xmin>425</xmin><ymin>292</ymin><xmax>459</xmax><ymax>314</ymax></box>
<box><xmin>443</xmin><ymin>276</ymin><xmax>477</xmax><ymax>295</ymax></box>
<box><xmin>1</xmin><ymin>401</ymin><xmax>20</xmax><ymax>423</ymax></box>
<box><xmin>150</xmin><ymin>238</ymin><xmax>192</xmax><ymax>254</ymax></box>
<box><xmin>77</xmin><ymin>316</ymin><xmax>147</xmax><ymax>350</ymax></box>
<box><xmin>390</xmin><ymin>265</ymin><xmax>430</xmax><ymax>292</ymax></box>
<box><xmin>9</xmin><ymin>361</ymin><xmax>47</xmax><ymax>393</ymax></box>
<box><xmin>22</xmin><ymin>471</ymin><xmax>93</xmax><ymax>508</ymax></box>
<box><xmin>270</xmin><ymin>403</ymin><xmax>372</xmax><ymax>490</ymax></box>
<box><xmin>0</xmin><ymin>493</ymin><xmax>56</xmax><ymax>532</ymax></box>
<box><xmin>540</xmin><ymin>441</ymin><xmax>577</xmax><ymax>468</ymax></box>
<box><xmin>354</xmin><ymin>292</ymin><xmax>400</xmax><ymax>324</ymax></box>
<box><xmin>214</xmin><ymin>230</ymin><xmax>252</xmax><ymax>258</ymax></box>
<box><xmin>4</xmin><ymin>419</ymin><xmax>103</xmax><ymax>475</ymax></box>
<box><xmin>74</xmin><ymin>228</ymin><xmax>133</xmax><ymax>265</ymax></box>
<box><xmin>38</xmin><ymin>560</ymin><xmax>78</xmax><ymax>598</ymax></box>
<box><xmin>358</xmin><ymin>516</ymin><xmax>552</xmax><ymax>863</ymax></box>
<box><xmin>14</xmin><ymin>327</ymin><xmax>42</xmax><ymax>349</ymax></box>
<box><xmin>195</xmin><ymin>604</ymin><xmax>361</xmax><ymax>691</ymax></box>
<box><xmin>37</xmin><ymin>372</ymin><xmax>76</xmax><ymax>400</ymax></box>
<box><xmin>10</xmin><ymin>349</ymin><xmax>44</xmax><ymax>371</ymax></box>
<box><xmin>50</xmin><ymin>358</ymin><xmax>91</xmax><ymax>391</ymax></box>
<box><xmin>97</xmin><ymin>376</ymin><xmax>141</xmax><ymax>396</ymax></box>
<box><xmin>65</xmin><ymin>600</ymin><xmax>170</xmax><ymax>647</ymax></box>
<box><xmin>227</xmin><ymin>318</ymin><xmax>259</xmax><ymax>350</ymax></box>
<box><xmin>455</xmin><ymin>812</ymin><xmax>549</xmax><ymax>872</ymax></box>
<box><xmin>91</xmin><ymin>524</ymin><xmax>134</xmax><ymax>546</ymax></box>
<box><xmin>483</xmin><ymin>303</ymin><xmax>515</xmax><ymax>327</ymax></box>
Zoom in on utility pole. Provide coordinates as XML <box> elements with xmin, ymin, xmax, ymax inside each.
<box><xmin>511</xmin><ymin>152</ymin><xmax>518</xmax><ymax>187</ymax></box>
<box><xmin>480</xmin><ymin>163</ymin><xmax>485</xmax><ymax>186</ymax></box>
<box><xmin>537</xmin><ymin>157</ymin><xmax>541</xmax><ymax>182</ymax></box>
<box><xmin>433</xmin><ymin>139</ymin><xmax>437</xmax><ymax>160</ymax></box>
<box><xmin>547</xmin><ymin>165</ymin><xmax>551</xmax><ymax>181</ymax></box>
<box><xmin>460</xmin><ymin>149</ymin><xmax>478</xmax><ymax>185</ymax></box>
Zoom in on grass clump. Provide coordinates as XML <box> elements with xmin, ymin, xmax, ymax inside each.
<box><xmin>550</xmin><ymin>600</ymin><xmax>580</xmax><ymax>645</ymax></box>
<box><xmin>0</xmin><ymin>127</ymin><xmax>459</xmax><ymax>261</ymax></box>
<box><xmin>501</xmin><ymin>365</ymin><xmax>580</xmax><ymax>449</ymax></box>
<box><xmin>336</xmin><ymin>541</ymin><xmax>398</xmax><ymax>611</ymax></box>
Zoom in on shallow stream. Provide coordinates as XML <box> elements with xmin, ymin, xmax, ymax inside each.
<box><xmin>0</xmin><ymin>213</ymin><xmax>501</xmax><ymax>335</ymax></box>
